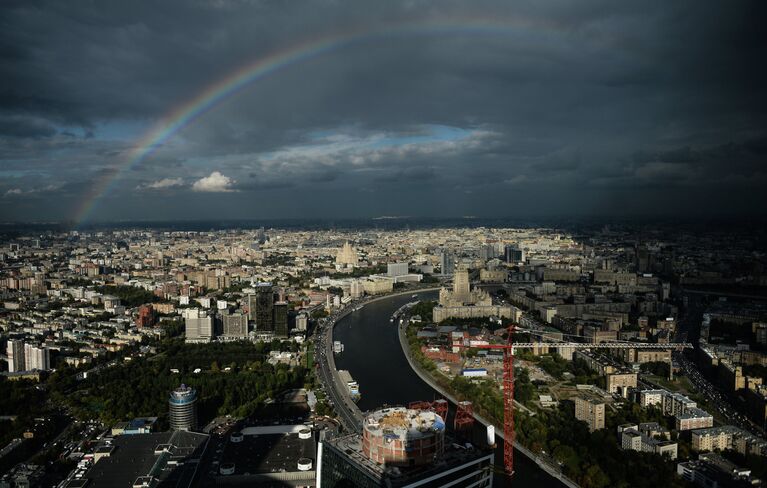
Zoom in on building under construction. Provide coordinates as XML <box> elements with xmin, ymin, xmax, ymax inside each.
<box><xmin>318</xmin><ymin>406</ymin><xmax>493</xmax><ymax>488</ymax></box>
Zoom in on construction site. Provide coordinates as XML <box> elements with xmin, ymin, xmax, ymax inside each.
<box><xmin>408</xmin><ymin>313</ymin><xmax>691</xmax><ymax>479</ymax></box>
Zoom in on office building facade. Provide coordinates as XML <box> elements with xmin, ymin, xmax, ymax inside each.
<box><xmin>273</xmin><ymin>302</ymin><xmax>289</xmax><ymax>338</ymax></box>
<box><xmin>24</xmin><ymin>344</ymin><xmax>50</xmax><ymax>371</ymax></box>
<box><xmin>575</xmin><ymin>396</ymin><xmax>605</xmax><ymax>432</ymax></box>
<box><xmin>296</xmin><ymin>313</ymin><xmax>308</xmax><ymax>331</ymax></box>
<box><xmin>6</xmin><ymin>339</ymin><xmax>25</xmax><ymax>372</ymax></box>
<box><xmin>184</xmin><ymin>309</ymin><xmax>214</xmax><ymax>343</ymax></box>
<box><xmin>222</xmin><ymin>311</ymin><xmax>248</xmax><ymax>338</ymax></box>
<box><xmin>253</xmin><ymin>284</ymin><xmax>274</xmax><ymax>332</ymax></box>
<box><xmin>169</xmin><ymin>385</ymin><xmax>198</xmax><ymax>431</ymax></box>
<box><xmin>387</xmin><ymin>262</ymin><xmax>409</xmax><ymax>277</ymax></box>
<box><xmin>440</xmin><ymin>251</ymin><xmax>455</xmax><ymax>276</ymax></box>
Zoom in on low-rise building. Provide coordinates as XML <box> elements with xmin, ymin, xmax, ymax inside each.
<box><xmin>675</xmin><ymin>407</ymin><xmax>714</xmax><ymax>431</ymax></box>
<box><xmin>638</xmin><ymin>389</ymin><xmax>665</xmax><ymax>407</ymax></box>
<box><xmin>690</xmin><ymin>425</ymin><xmax>767</xmax><ymax>456</ymax></box>
<box><xmin>618</xmin><ymin>423</ymin><xmax>677</xmax><ymax>460</ymax></box>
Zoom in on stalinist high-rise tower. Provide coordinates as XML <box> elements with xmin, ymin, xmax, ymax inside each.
<box><xmin>438</xmin><ymin>265</ymin><xmax>492</xmax><ymax>307</ymax></box>
<box><xmin>336</xmin><ymin>241</ymin><xmax>359</xmax><ymax>267</ymax></box>
<box><xmin>452</xmin><ymin>266</ymin><xmax>471</xmax><ymax>301</ymax></box>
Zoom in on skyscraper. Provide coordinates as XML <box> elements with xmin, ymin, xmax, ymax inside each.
<box><xmin>6</xmin><ymin>339</ymin><xmax>25</xmax><ymax>373</ymax></box>
<box><xmin>273</xmin><ymin>302</ymin><xmax>289</xmax><ymax>338</ymax></box>
<box><xmin>440</xmin><ymin>251</ymin><xmax>454</xmax><ymax>276</ymax></box>
<box><xmin>169</xmin><ymin>385</ymin><xmax>197</xmax><ymax>431</ymax></box>
<box><xmin>23</xmin><ymin>344</ymin><xmax>50</xmax><ymax>371</ymax></box>
<box><xmin>184</xmin><ymin>309</ymin><xmax>214</xmax><ymax>343</ymax></box>
<box><xmin>479</xmin><ymin>244</ymin><xmax>495</xmax><ymax>261</ymax></box>
<box><xmin>295</xmin><ymin>313</ymin><xmax>308</xmax><ymax>331</ymax></box>
<box><xmin>336</xmin><ymin>241</ymin><xmax>359</xmax><ymax>267</ymax></box>
<box><xmin>246</xmin><ymin>294</ymin><xmax>257</xmax><ymax>322</ymax></box>
<box><xmin>504</xmin><ymin>244</ymin><xmax>523</xmax><ymax>263</ymax></box>
<box><xmin>222</xmin><ymin>311</ymin><xmax>248</xmax><ymax>338</ymax></box>
<box><xmin>453</xmin><ymin>266</ymin><xmax>471</xmax><ymax>299</ymax></box>
<box><xmin>254</xmin><ymin>283</ymin><xmax>274</xmax><ymax>332</ymax></box>
<box><xmin>350</xmin><ymin>280</ymin><xmax>364</xmax><ymax>298</ymax></box>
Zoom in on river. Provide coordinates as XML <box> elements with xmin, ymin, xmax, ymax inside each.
<box><xmin>332</xmin><ymin>290</ymin><xmax>566</xmax><ymax>487</ymax></box>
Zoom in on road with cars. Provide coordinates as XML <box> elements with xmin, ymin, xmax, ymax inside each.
<box><xmin>314</xmin><ymin>303</ymin><xmax>365</xmax><ymax>432</ymax></box>
<box><xmin>670</xmin><ymin>291</ymin><xmax>763</xmax><ymax>435</ymax></box>
<box><xmin>313</xmin><ymin>287</ymin><xmax>444</xmax><ymax>433</ymax></box>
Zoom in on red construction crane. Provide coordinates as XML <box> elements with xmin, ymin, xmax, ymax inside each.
<box><xmin>409</xmin><ymin>326</ymin><xmax>519</xmax><ymax>474</ymax></box>
<box><xmin>454</xmin><ymin>400</ymin><xmax>475</xmax><ymax>434</ymax></box>
<box><xmin>448</xmin><ymin>323</ymin><xmax>692</xmax><ymax>480</ymax></box>
<box><xmin>462</xmin><ymin>324</ymin><xmax>517</xmax><ymax>477</ymax></box>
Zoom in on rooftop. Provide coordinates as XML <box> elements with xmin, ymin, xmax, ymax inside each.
<box><xmin>363</xmin><ymin>407</ymin><xmax>445</xmax><ymax>441</ymax></box>
<box><xmin>84</xmin><ymin>431</ymin><xmax>208</xmax><ymax>488</ymax></box>
<box><xmin>219</xmin><ymin>428</ymin><xmax>316</xmax><ymax>476</ymax></box>
<box><xmin>325</xmin><ymin>432</ymin><xmax>492</xmax><ymax>486</ymax></box>
<box><xmin>677</xmin><ymin>407</ymin><xmax>713</xmax><ymax>420</ymax></box>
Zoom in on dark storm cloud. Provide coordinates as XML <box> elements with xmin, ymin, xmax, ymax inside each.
<box><xmin>1</xmin><ymin>0</ymin><xmax>766</xmax><ymax>221</ymax></box>
<box><xmin>0</xmin><ymin>115</ymin><xmax>56</xmax><ymax>138</ymax></box>
<box><xmin>376</xmin><ymin>166</ymin><xmax>438</xmax><ymax>183</ymax></box>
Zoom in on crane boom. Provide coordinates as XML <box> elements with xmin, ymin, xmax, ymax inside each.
<box><xmin>451</xmin><ymin>326</ymin><xmax>691</xmax><ymax>480</ymax></box>
<box><xmin>508</xmin><ymin>342</ymin><xmax>691</xmax><ymax>349</ymax></box>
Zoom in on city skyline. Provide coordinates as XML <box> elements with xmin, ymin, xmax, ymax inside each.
<box><xmin>3</xmin><ymin>2</ymin><xmax>767</xmax><ymax>485</ymax></box>
<box><xmin>2</xmin><ymin>1</ymin><xmax>766</xmax><ymax>222</ymax></box>
<box><xmin>2</xmin><ymin>221</ymin><xmax>767</xmax><ymax>486</ymax></box>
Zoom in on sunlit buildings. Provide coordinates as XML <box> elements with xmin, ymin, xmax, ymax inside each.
<box><xmin>6</xmin><ymin>339</ymin><xmax>25</xmax><ymax>372</ymax></box>
<box><xmin>336</xmin><ymin>241</ymin><xmax>359</xmax><ymax>268</ymax></box>
<box><xmin>21</xmin><ymin>343</ymin><xmax>50</xmax><ymax>371</ymax></box>
<box><xmin>184</xmin><ymin>309</ymin><xmax>214</xmax><ymax>343</ymax></box>
<box><xmin>433</xmin><ymin>266</ymin><xmax>512</xmax><ymax>322</ymax></box>
<box><xmin>386</xmin><ymin>262</ymin><xmax>409</xmax><ymax>277</ymax></box>
<box><xmin>618</xmin><ymin>424</ymin><xmax>677</xmax><ymax>459</ymax></box>
<box><xmin>222</xmin><ymin>310</ymin><xmax>248</xmax><ymax>338</ymax></box>
<box><xmin>439</xmin><ymin>251</ymin><xmax>454</xmax><ymax>276</ymax></box>
<box><xmin>574</xmin><ymin>396</ymin><xmax>605</xmax><ymax>432</ymax></box>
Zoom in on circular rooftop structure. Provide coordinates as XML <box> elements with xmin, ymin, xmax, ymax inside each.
<box><xmin>362</xmin><ymin>407</ymin><xmax>445</xmax><ymax>467</ymax></box>
<box><xmin>298</xmin><ymin>428</ymin><xmax>312</xmax><ymax>440</ymax></box>
<box><xmin>168</xmin><ymin>384</ymin><xmax>197</xmax><ymax>431</ymax></box>
<box><xmin>169</xmin><ymin>384</ymin><xmax>197</xmax><ymax>405</ymax></box>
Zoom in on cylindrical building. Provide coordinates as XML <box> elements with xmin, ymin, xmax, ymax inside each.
<box><xmin>169</xmin><ymin>384</ymin><xmax>197</xmax><ymax>431</ymax></box>
<box><xmin>362</xmin><ymin>407</ymin><xmax>445</xmax><ymax>467</ymax></box>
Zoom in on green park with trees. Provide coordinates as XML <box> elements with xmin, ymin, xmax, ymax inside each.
<box><xmin>53</xmin><ymin>340</ymin><xmax>309</xmax><ymax>426</ymax></box>
<box><xmin>404</xmin><ymin>318</ymin><xmax>688</xmax><ymax>488</ymax></box>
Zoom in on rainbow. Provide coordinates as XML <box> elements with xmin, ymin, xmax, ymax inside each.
<box><xmin>74</xmin><ymin>16</ymin><xmax>578</xmax><ymax>224</ymax></box>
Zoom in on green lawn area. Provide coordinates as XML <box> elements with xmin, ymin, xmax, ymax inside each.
<box><xmin>646</xmin><ymin>374</ymin><xmax>695</xmax><ymax>394</ymax></box>
<box><xmin>305</xmin><ymin>343</ymin><xmax>314</xmax><ymax>369</ymax></box>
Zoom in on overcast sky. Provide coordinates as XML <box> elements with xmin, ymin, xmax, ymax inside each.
<box><xmin>1</xmin><ymin>0</ymin><xmax>765</xmax><ymax>222</ymax></box>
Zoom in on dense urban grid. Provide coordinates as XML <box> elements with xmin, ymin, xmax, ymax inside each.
<box><xmin>0</xmin><ymin>222</ymin><xmax>765</xmax><ymax>487</ymax></box>
<box><xmin>2</xmin><ymin>0</ymin><xmax>765</xmax><ymax>485</ymax></box>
